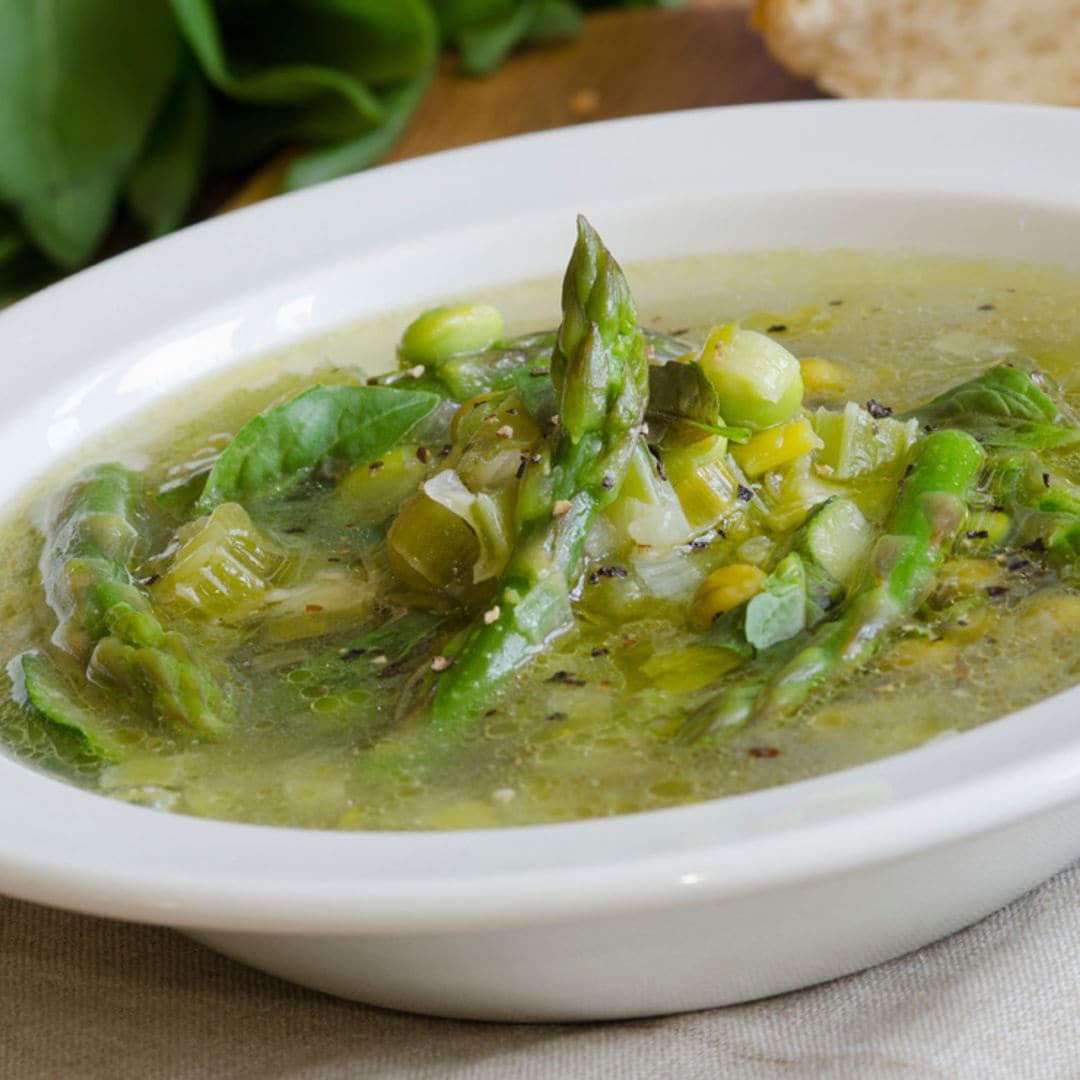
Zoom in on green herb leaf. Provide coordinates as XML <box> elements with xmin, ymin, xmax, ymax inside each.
<box><xmin>0</xmin><ymin>1</ymin><xmax>180</xmax><ymax>266</ymax></box>
<box><xmin>172</xmin><ymin>0</ymin><xmax>438</xmax><ymax>179</ymax></box>
<box><xmin>125</xmin><ymin>62</ymin><xmax>211</xmax><ymax>238</ymax></box>
<box><xmin>527</xmin><ymin>0</ymin><xmax>585</xmax><ymax>43</ymax></box>
<box><xmin>646</xmin><ymin>361</ymin><xmax>750</xmax><ymax>445</ymax></box>
<box><xmin>284</xmin><ymin>67</ymin><xmax>433</xmax><ymax>189</ymax></box>
<box><xmin>198</xmin><ymin>384</ymin><xmax>440</xmax><ymax>509</ymax></box>
<box><xmin>744</xmin><ymin>553</ymin><xmax>807</xmax><ymax>651</ymax></box>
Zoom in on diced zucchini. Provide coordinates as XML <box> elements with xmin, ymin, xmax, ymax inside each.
<box><xmin>698</xmin><ymin>324</ymin><xmax>804</xmax><ymax>431</ymax></box>
<box><xmin>812</xmin><ymin>402</ymin><xmax>918</xmax><ymax>479</ymax></box>
<box><xmin>387</xmin><ymin>490</ymin><xmax>482</xmax><ymax>598</ymax></box>
<box><xmin>799</xmin><ymin>496</ymin><xmax>873</xmax><ymax>589</ymax></box>
<box><xmin>421</xmin><ymin>469</ymin><xmax>513</xmax><ymax>582</ymax></box>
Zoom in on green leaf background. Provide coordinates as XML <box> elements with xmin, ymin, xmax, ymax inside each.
<box><xmin>0</xmin><ymin>0</ymin><xmax>670</xmax><ymax>300</ymax></box>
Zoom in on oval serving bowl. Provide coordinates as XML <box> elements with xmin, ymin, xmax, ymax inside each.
<box><xmin>3</xmin><ymin>101</ymin><xmax>1080</xmax><ymax>1023</ymax></box>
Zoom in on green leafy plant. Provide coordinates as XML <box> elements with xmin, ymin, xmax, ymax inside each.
<box><xmin>0</xmin><ymin>0</ymin><xmax>670</xmax><ymax>300</ymax></box>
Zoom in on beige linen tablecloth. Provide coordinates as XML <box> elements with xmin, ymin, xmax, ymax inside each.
<box><xmin>2</xmin><ymin>861</ymin><xmax>1078</xmax><ymax>1079</ymax></box>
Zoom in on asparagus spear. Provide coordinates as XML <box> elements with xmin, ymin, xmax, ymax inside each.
<box><xmin>428</xmin><ymin>216</ymin><xmax>648</xmax><ymax>733</ymax></box>
<box><xmin>35</xmin><ymin>464</ymin><xmax>230</xmax><ymax>739</ymax></box>
<box><xmin>751</xmin><ymin>428</ymin><xmax>986</xmax><ymax>720</ymax></box>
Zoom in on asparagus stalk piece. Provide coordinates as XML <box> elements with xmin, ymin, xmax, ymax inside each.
<box><xmin>752</xmin><ymin>428</ymin><xmax>986</xmax><ymax>720</ymax></box>
<box><xmin>429</xmin><ymin>216</ymin><xmax>648</xmax><ymax>733</ymax></box>
<box><xmin>36</xmin><ymin>464</ymin><xmax>230</xmax><ymax>739</ymax></box>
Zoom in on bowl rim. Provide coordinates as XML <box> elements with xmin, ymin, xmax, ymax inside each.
<box><xmin>3</xmin><ymin>98</ymin><xmax>1080</xmax><ymax>934</ymax></box>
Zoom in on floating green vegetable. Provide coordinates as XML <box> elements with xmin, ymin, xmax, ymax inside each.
<box><xmin>753</xmin><ymin>428</ymin><xmax>986</xmax><ymax>721</ymax></box>
<box><xmin>429</xmin><ymin>215</ymin><xmax>648</xmax><ymax>732</ymax></box>
<box><xmin>37</xmin><ymin>464</ymin><xmax>230</xmax><ymax>739</ymax></box>
<box><xmin>19</xmin><ymin>651</ymin><xmax>127</xmax><ymax>764</ymax></box>
<box><xmin>198</xmin><ymin>384</ymin><xmax>439</xmax><ymax>509</ymax></box>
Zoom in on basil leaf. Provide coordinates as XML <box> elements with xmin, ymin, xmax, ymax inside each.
<box><xmin>0</xmin><ymin>1</ymin><xmax>180</xmax><ymax>266</ymax></box>
<box><xmin>198</xmin><ymin>384</ymin><xmax>440</xmax><ymax>509</ymax></box>
<box><xmin>646</xmin><ymin>361</ymin><xmax>750</xmax><ymax>446</ymax></box>
<box><xmin>125</xmin><ymin>62</ymin><xmax>211</xmax><ymax>238</ymax></box>
<box><xmin>172</xmin><ymin>0</ymin><xmax>438</xmax><ymax>178</ymax></box>
<box><xmin>527</xmin><ymin>0</ymin><xmax>585</xmax><ymax>44</ymax></box>
<box><xmin>284</xmin><ymin>67</ymin><xmax>433</xmax><ymax>189</ymax></box>
<box><xmin>744</xmin><ymin>553</ymin><xmax>807</xmax><ymax>651</ymax></box>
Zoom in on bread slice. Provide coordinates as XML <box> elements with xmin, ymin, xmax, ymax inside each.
<box><xmin>752</xmin><ymin>0</ymin><xmax>1080</xmax><ymax>104</ymax></box>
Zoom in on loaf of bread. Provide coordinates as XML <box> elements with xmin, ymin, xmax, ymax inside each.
<box><xmin>752</xmin><ymin>0</ymin><xmax>1080</xmax><ymax>104</ymax></box>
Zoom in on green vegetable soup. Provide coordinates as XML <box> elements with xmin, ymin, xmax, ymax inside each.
<box><xmin>4</xmin><ymin>224</ymin><xmax>1080</xmax><ymax>830</ymax></box>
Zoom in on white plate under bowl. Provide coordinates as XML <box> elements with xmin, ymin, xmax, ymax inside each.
<box><xmin>2</xmin><ymin>101</ymin><xmax>1080</xmax><ymax>1022</ymax></box>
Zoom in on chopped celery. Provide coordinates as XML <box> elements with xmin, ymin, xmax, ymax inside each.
<box><xmin>606</xmin><ymin>441</ymin><xmax>693</xmax><ymax>549</ymax></box>
<box><xmin>698</xmin><ymin>324</ymin><xmax>804</xmax><ymax>431</ymax></box>
<box><xmin>152</xmin><ymin>502</ymin><xmax>288</xmax><ymax>619</ymax></box>
<box><xmin>812</xmin><ymin>402</ymin><xmax>919</xmax><ymax>479</ymax></box>
<box><xmin>761</xmin><ymin>454</ymin><xmax>840</xmax><ymax>533</ymax></box>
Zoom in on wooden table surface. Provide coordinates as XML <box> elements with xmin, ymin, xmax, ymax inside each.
<box><xmin>226</xmin><ymin>2</ymin><xmax>821</xmax><ymax>211</ymax></box>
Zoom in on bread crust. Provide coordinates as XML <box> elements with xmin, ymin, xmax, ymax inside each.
<box><xmin>751</xmin><ymin>0</ymin><xmax>1080</xmax><ymax>105</ymax></box>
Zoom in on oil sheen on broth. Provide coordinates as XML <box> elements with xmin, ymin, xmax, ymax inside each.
<box><xmin>2</xmin><ymin>250</ymin><xmax>1079</xmax><ymax>830</ymax></box>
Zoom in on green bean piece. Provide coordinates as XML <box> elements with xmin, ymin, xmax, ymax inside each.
<box><xmin>428</xmin><ymin>216</ymin><xmax>648</xmax><ymax>733</ymax></box>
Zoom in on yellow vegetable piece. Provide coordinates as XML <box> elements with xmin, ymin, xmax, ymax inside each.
<box><xmin>799</xmin><ymin>357</ymin><xmax>849</xmax><ymax>397</ymax></box>
<box><xmin>731</xmin><ymin>417</ymin><xmax>824</xmax><ymax>478</ymax></box>
<box><xmin>694</xmin><ymin>563</ymin><xmax>767</xmax><ymax>628</ymax></box>
<box><xmin>674</xmin><ymin>462</ymin><xmax>739</xmax><ymax>529</ymax></box>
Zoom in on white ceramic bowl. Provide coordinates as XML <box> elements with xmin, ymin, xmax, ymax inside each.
<box><xmin>2</xmin><ymin>101</ymin><xmax>1080</xmax><ymax>1022</ymax></box>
